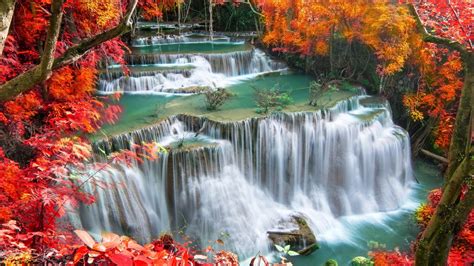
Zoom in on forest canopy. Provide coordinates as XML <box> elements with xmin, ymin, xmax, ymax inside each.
<box><xmin>0</xmin><ymin>0</ymin><xmax>472</xmax><ymax>265</ymax></box>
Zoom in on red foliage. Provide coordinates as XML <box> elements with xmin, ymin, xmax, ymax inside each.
<box><xmin>412</xmin><ymin>0</ymin><xmax>473</xmax><ymax>50</ymax></box>
<box><xmin>0</xmin><ymin>0</ymin><xmax>157</xmax><ymax>261</ymax></box>
<box><xmin>71</xmin><ymin>230</ymin><xmax>238</xmax><ymax>265</ymax></box>
<box><xmin>369</xmin><ymin>250</ymin><xmax>413</xmax><ymax>266</ymax></box>
<box><xmin>138</xmin><ymin>0</ymin><xmax>179</xmax><ymax>21</ymax></box>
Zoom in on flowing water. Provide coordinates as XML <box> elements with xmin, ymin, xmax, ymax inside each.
<box><xmin>75</xmin><ymin>33</ymin><xmax>442</xmax><ymax>264</ymax></box>
<box><xmin>98</xmin><ymin>39</ymin><xmax>286</xmax><ymax>93</ymax></box>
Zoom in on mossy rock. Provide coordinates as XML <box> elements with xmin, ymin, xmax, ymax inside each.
<box><xmin>325</xmin><ymin>259</ymin><xmax>338</xmax><ymax>266</ymax></box>
<box><xmin>267</xmin><ymin>215</ymin><xmax>318</xmax><ymax>256</ymax></box>
<box><xmin>350</xmin><ymin>256</ymin><xmax>373</xmax><ymax>266</ymax></box>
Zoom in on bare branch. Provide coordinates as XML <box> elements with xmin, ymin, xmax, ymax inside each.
<box><xmin>420</xmin><ymin>149</ymin><xmax>449</xmax><ymax>164</ymax></box>
<box><xmin>244</xmin><ymin>0</ymin><xmax>264</xmax><ymax>17</ymax></box>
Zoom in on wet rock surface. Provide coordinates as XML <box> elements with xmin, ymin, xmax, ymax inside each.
<box><xmin>267</xmin><ymin>215</ymin><xmax>318</xmax><ymax>256</ymax></box>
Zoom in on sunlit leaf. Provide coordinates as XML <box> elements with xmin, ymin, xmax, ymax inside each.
<box><xmin>287</xmin><ymin>250</ymin><xmax>299</xmax><ymax>256</ymax></box>
<box><xmin>74</xmin><ymin>230</ymin><xmax>96</xmax><ymax>248</ymax></box>
<box><xmin>275</xmin><ymin>244</ymin><xmax>285</xmax><ymax>252</ymax></box>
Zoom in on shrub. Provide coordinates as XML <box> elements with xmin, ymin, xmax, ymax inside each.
<box><xmin>253</xmin><ymin>86</ymin><xmax>292</xmax><ymax>114</ymax></box>
<box><xmin>309</xmin><ymin>81</ymin><xmax>323</xmax><ymax>106</ymax></box>
<box><xmin>204</xmin><ymin>88</ymin><xmax>233</xmax><ymax>111</ymax></box>
<box><xmin>351</xmin><ymin>256</ymin><xmax>373</xmax><ymax>266</ymax></box>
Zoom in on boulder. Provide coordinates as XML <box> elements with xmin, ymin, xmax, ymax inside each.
<box><xmin>267</xmin><ymin>215</ymin><xmax>318</xmax><ymax>256</ymax></box>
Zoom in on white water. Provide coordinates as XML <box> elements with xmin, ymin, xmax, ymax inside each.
<box><xmin>98</xmin><ymin>49</ymin><xmax>286</xmax><ymax>93</ymax></box>
<box><xmin>132</xmin><ymin>34</ymin><xmax>231</xmax><ymax>47</ymax></box>
<box><xmin>76</xmin><ymin>95</ymin><xmax>413</xmax><ymax>256</ymax></box>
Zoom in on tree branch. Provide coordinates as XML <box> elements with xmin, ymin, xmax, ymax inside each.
<box><xmin>420</xmin><ymin>148</ymin><xmax>449</xmax><ymax>164</ymax></box>
<box><xmin>244</xmin><ymin>0</ymin><xmax>264</xmax><ymax>17</ymax></box>
<box><xmin>39</xmin><ymin>0</ymin><xmax>65</xmax><ymax>81</ymax></box>
<box><xmin>406</xmin><ymin>4</ymin><xmax>468</xmax><ymax>58</ymax></box>
<box><xmin>0</xmin><ymin>0</ymin><xmax>16</xmax><ymax>55</ymax></box>
<box><xmin>0</xmin><ymin>0</ymin><xmax>138</xmax><ymax>102</ymax></box>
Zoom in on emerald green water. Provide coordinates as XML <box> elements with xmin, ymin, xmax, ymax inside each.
<box><xmin>94</xmin><ymin>37</ymin><xmax>443</xmax><ymax>266</ymax></box>
<box><xmin>274</xmin><ymin>160</ymin><xmax>442</xmax><ymax>265</ymax></box>
<box><xmin>95</xmin><ymin>71</ymin><xmax>356</xmax><ymax>139</ymax></box>
<box><xmin>132</xmin><ymin>42</ymin><xmax>251</xmax><ymax>54</ymax></box>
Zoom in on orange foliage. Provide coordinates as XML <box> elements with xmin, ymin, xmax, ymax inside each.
<box><xmin>258</xmin><ymin>0</ymin><xmax>465</xmax><ymax>150</ymax></box>
<box><xmin>260</xmin><ymin>0</ymin><xmax>416</xmax><ymax>74</ymax></box>
<box><xmin>139</xmin><ymin>0</ymin><xmax>181</xmax><ymax>21</ymax></box>
<box><xmin>369</xmin><ymin>250</ymin><xmax>413</xmax><ymax>265</ymax></box>
<box><xmin>72</xmin><ymin>0</ymin><xmax>121</xmax><ymax>36</ymax></box>
<box><xmin>4</xmin><ymin>91</ymin><xmax>42</xmax><ymax>122</ymax></box>
<box><xmin>48</xmin><ymin>66</ymin><xmax>97</xmax><ymax>101</ymax></box>
<box><xmin>360</xmin><ymin>4</ymin><xmax>415</xmax><ymax>75</ymax></box>
<box><xmin>404</xmin><ymin>44</ymin><xmax>463</xmax><ymax>150</ymax></box>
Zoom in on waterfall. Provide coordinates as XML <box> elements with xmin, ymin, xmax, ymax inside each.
<box><xmin>132</xmin><ymin>35</ymin><xmax>231</xmax><ymax>47</ymax></box>
<box><xmin>77</xmin><ymin>96</ymin><xmax>413</xmax><ymax>256</ymax></box>
<box><xmin>97</xmin><ymin>49</ymin><xmax>286</xmax><ymax>94</ymax></box>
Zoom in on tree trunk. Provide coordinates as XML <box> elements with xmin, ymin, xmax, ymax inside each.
<box><xmin>39</xmin><ymin>0</ymin><xmax>65</xmax><ymax>98</ymax></box>
<box><xmin>446</xmin><ymin>53</ymin><xmax>474</xmax><ymax>178</ymax></box>
<box><xmin>414</xmin><ymin>55</ymin><xmax>472</xmax><ymax>265</ymax></box>
<box><xmin>0</xmin><ymin>0</ymin><xmax>138</xmax><ymax>102</ymax></box>
<box><xmin>415</xmin><ymin>150</ymin><xmax>473</xmax><ymax>265</ymax></box>
<box><xmin>407</xmin><ymin>5</ymin><xmax>474</xmax><ymax>264</ymax></box>
<box><xmin>329</xmin><ymin>26</ymin><xmax>335</xmax><ymax>75</ymax></box>
<box><xmin>0</xmin><ymin>0</ymin><xmax>16</xmax><ymax>55</ymax></box>
<box><xmin>209</xmin><ymin>0</ymin><xmax>213</xmax><ymax>41</ymax></box>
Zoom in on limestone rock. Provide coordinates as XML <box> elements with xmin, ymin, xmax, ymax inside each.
<box><xmin>267</xmin><ymin>215</ymin><xmax>318</xmax><ymax>256</ymax></box>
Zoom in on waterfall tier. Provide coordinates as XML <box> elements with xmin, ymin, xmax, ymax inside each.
<box><xmin>79</xmin><ymin>96</ymin><xmax>413</xmax><ymax>255</ymax></box>
<box><xmin>97</xmin><ymin>49</ymin><xmax>286</xmax><ymax>94</ymax></box>
<box><xmin>132</xmin><ymin>34</ymin><xmax>231</xmax><ymax>47</ymax></box>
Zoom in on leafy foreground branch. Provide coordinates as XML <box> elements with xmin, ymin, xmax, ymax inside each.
<box><xmin>0</xmin><ymin>223</ymin><xmax>239</xmax><ymax>265</ymax></box>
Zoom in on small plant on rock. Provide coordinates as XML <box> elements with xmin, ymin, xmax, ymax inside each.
<box><xmin>204</xmin><ymin>88</ymin><xmax>233</xmax><ymax>111</ymax></box>
<box><xmin>274</xmin><ymin>244</ymin><xmax>299</xmax><ymax>265</ymax></box>
<box><xmin>253</xmin><ymin>86</ymin><xmax>292</xmax><ymax>114</ymax></box>
<box><xmin>309</xmin><ymin>81</ymin><xmax>323</xmax><ymax>106</ymax></box>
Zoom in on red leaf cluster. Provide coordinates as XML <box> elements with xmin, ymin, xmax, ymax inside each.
<box><xmin>71</xmin><ymin>230</ymin><xmax>239</xmax><ymax>265</ymax></box>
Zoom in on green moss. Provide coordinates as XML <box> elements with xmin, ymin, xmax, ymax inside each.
<box><xmin>167</xmin><ymin>141</ymin><xmax>219</xmax><ymax>153</ymax></box>
<box><xmin>91</xmin><ymin>72</ymin><xmax>358</xmax><ymax>140</ymax></box>
<box><xmin>325</xmin><ymin>259</ymin><xmax>338</xmax><ymax>266</ymax></box>
<box><xmin>351</xmin><ymin>256</ymin><xmax>373</xmax><ymax>266</ymax></box>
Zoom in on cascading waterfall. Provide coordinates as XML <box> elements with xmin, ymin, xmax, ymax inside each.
<box><xmin>132</xmin><ymin>34</ymin><xmax>231</xmax><ymax>47</ymax></box>
<box><xmin>76</xmin><ymin>95</ymin><xmax>413</xmax><ymax>256</ymax></box>
<box><xmin>97</xmin><ymin>49</ymin><xmax>286</xmax><ymax>93</ymax></box>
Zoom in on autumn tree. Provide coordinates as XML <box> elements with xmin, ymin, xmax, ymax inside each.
<box><xmin>405</xmin><ymin>1</ymin><xmax>473</xmax><ymax>265</ymax></box>
<box><xmin>0</xmin><ymin>0</ymin><xmax>179</xmax><ymax>259</ymax></box>
<box><xmin>257</xmin><ymin>0</ymin><xmax>472</xmax><ymax>264</ymax></box>
<box><xmin>258</xmin><ymin>0</ymin><xmax>416</xmax><ymax>88</ymax></box>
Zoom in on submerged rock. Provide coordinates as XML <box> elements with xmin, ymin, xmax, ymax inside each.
<box><xmin>267</xmin><ymin>215</ymin><xmax>318</xmax><ymax>256</ymax></box>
